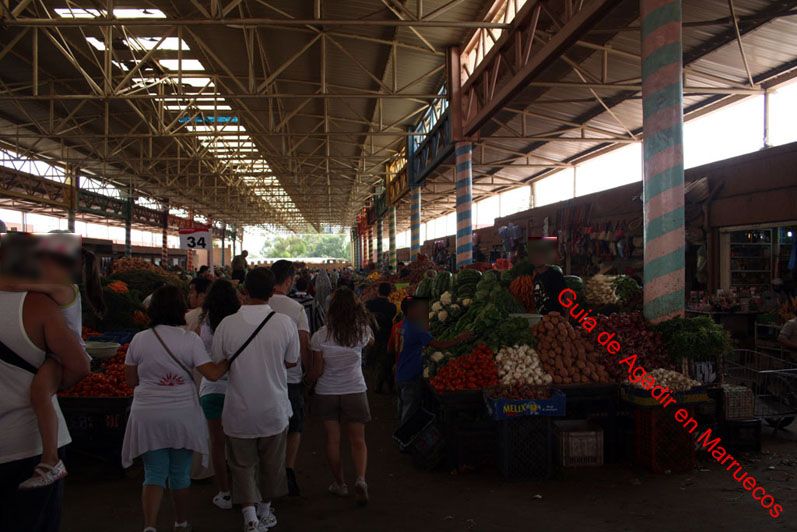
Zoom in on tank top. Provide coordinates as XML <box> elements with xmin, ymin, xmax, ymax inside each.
<box><xmin>0</xmin><ymin>291</ymin><xmax>71</xmax><ymax>464</ymax></box>
<box><xmin>62</xmin><ymin>285</ymin><xmax>84</xmax><ymax>346</ymax></box>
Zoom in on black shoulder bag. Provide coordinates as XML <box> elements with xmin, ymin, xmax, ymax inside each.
<box><xmin>227</xmin><ymin>311</ymin><xmax>276</xmax><ymax>365</ymax></box>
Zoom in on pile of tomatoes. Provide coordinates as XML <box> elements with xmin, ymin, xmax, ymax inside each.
<box><xmin>430</xmin><ymin>344</ymin><xmax>498</xmax><ymax>393</ymax></box>
<box><xmin>60</xmin><ymin>344</ymin><xmax>134</xmax><ymax>398</ymax></box>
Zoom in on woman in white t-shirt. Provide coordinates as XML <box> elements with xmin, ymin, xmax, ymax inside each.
<box><xmin>308</xmin><ymin>288</ymin><xmax>374</xmax><ymax>506</ymax></box>
<box><xmin>197</xmin><ymin>279</ymin><xmax>240</xmax><ymax>511</ymax></box>
<box><xmin>123</xmin><ymin>285</ymin><xmax>228</xmax><ymax>532</ymax></box>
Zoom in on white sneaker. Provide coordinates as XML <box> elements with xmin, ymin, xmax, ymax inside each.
<box><xmin>354</xmin><ymin>478</ymin><xmax>369</xmax><ymax>506</ymax></box>
<box><xmin>213</xmin><ymin>492</ymin><xmax>233</xmax><ymax>510</ymax></box>
<box><xmin>257</xmin><ymin>505</ymin><xmax>277</xmax><ymax>528</ymax></box>
<box><xmin>18</xmin><ymin>461</ymin><xmax>67</xmax><ymax>490</ymax></box>
<box><xmin>243</xmin><ymin>520</ymin><xmax>268</xmax><ymax>532</ymax></box>
<box><xmin>328</xmin><ymin>481</ymin><xmax>349</xmax><ymax>497</ymax></box>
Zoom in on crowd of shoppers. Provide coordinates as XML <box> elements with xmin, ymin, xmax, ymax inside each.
<box><xmin>0</xmin><ymin>240</ymin><xmax>393</xmax><ymax>532</ymax></box>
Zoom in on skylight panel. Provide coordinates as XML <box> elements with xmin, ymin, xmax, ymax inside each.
<box><xmin>125</xmin><ymin>37</ymin><xmax>190</xmax><ymax>52</ymax></box>
<box><xmin>157</xmin><ymin>59</ymin><xmax>205</xmax><ymax>71</ymax></box>
<box><xmin>55</xmin><ymin>8</ymin><xmax>101</xmax><ymax>18</ymax></box>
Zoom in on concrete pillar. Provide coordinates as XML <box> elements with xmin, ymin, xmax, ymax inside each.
<box><xmin>376</xmin><ymin>217</ymin><xmax>384</xmax><ymax>268</ymax></box>
<box><xmin>366</xmin><ymin>226</ymin><xmax>373</xmax><ymax>267</ymax></box>
<box><xmin>67</xmin><ymin>166</ymin><xmax>79</xmax><ymax>232</ymax></box>
<box><xmin>410</xmin><ymin>187</ymin><xmax>421</xmax><ymax>261</ymax></box>
<box><xmin>641</xmin><ymin>0</ymin><xmax>685</xmax><ymax>323</ymax></box>
<box><xmin>161</xmin><ymin>203</ymin><xmax>169</xmax><ymax>266</ymax></box>
<box><xmin>124</xmin><ymin>193</ymin><xmax>133</xmax><ymax>257</ymax></box>
<box><xmin>454</xmin><ymin>142</ymin><xmax>474</xmax><ymax>269</ymax></box>
<box><xmin>186</xmin><ymin>209</ymin><xmax>194</xmax><ymax>273</ymax></box>
<box><xmin>221</xmin><ymin>223</ymin><xmax>226</xmax><ymax>267</ymax></box>
<box><xmin>207</xmin><ymin>217</ymin><xmax>214</xmax><ymax>270</ymax></box>
<box><xmin>388</xmin><ymin>206</ymin><xmax>397</xmax><ymax>271</ymax></box>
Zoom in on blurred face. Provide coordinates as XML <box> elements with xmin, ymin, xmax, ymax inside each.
<box><xmin>529</xmin><ymin>245</ymin><xmax>554</xmax><ymax>267</ymax></box>
<box><xmin>38</xmin><ymin>255</ymin><xmax>74</xmax><ymax>284</ymax></box>
<box><xmin>188</xmin><ymin>284</ymin><xmax>204</xmax><ymax>308</ymax></box>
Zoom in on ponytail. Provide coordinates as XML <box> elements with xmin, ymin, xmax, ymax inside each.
<box><xmin>81</xmin><ymin>248</ymin><xmax>106</xmax><ymax>318</ymax></box>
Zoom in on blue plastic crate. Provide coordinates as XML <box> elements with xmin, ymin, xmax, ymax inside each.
<box><xmin>484</xmin><ymin>388</ymin><xmax>566</xmax><ymax>420</ymax></box>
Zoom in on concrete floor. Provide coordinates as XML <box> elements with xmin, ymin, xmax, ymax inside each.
<box><xmin>61</xmin><ymin>390</ymin><xmax>797</xmax><ymax>532</ymax></box>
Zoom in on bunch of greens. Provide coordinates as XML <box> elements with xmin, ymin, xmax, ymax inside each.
<box><xmin>654</xmin><ymin>316</ymin><xmax>732</xmax><ymax>363</ymax></box>
<box><xmin>612</xmin><ymin>275</ymin><xmax>642</xmax><ymax>309</ymax></box>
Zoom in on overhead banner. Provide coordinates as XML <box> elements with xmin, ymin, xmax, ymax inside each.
<box><xmin>179</xmin><ymin>225</ymin><xmax>211</xmax><ymax>250</ymax></box>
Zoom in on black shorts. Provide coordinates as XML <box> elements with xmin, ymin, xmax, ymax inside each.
<box><xmin>288</xmin><ymin>382</ymin><xmax>305</xmax><ymax>434</ymax></box>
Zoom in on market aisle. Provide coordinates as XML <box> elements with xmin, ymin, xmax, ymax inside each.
<box><xmin>62</xmin><ymin>389</ymin><xmax>797</xmax><ymax>532</ymax></box>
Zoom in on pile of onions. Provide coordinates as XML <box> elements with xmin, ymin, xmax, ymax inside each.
<box><xmin>495</xmin><ymin>345</ymin><xmax>552</xmax><ymax>386</ymax></box>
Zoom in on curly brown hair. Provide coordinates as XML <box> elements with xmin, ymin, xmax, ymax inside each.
<box><xmin>326</xmin><ymin>287</ymin><xmax>374</xmax><ymax>348</ymax></box>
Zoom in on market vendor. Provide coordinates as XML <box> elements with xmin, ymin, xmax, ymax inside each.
<box><xmin>395</xmin><ymin>297</ymin><xmax>472</xmax><ymax>426</ymax></box>
<box><xmin>528</xmin><ymin>236</ymin><xmax>566</xmax><ymax>315</ymax></box>
<box><xmin>778</xmin><ymin>316</ymin><xmax>797</xmax><ymax>355</ymax></box>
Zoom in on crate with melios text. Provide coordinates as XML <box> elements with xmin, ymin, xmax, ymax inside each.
<box><xmin>483</xmin><ymin>387</ymin><xmax>566</xmax><ymax>420</ymax></box>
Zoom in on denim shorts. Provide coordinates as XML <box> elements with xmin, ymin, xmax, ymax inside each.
<box><xmin>200</xmin><ymin>393</ymin><xmax>225</xmax><ymax>421</ymax></box>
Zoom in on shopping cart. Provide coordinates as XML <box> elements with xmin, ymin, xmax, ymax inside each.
<box><xmin>724</xmin><ymin>349</ymin><xmax>797</xmax><ymax>430</ymax></box>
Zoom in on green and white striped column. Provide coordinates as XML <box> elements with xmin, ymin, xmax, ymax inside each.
<box><xmin>455</xmin><ymin>142</ymin><xmax>474</xmax><ymax>269</ymax></box>
<box><xmin>366</xmin><ymin>226</ymin><xmax>373</xmax><ymax>267</ymax></box>
<box><xmin>376</xmin><ymin>218</ymin><xmax>383</xmax><ymax>268</ymax></box>
<box><xmin>388</xmin><ymin>206</ymin><xmax>397</xmax><ymax>271</ymax></box>
<box><xmin>410</xmin><ymin>186</ymin><xmax>421</xmax><ymax>261</ymax></box>
<box><xmin>353</xmin><ymin>234</ymin><xmax>360</xmax><ymax>269</ymax></box>
<box><xmin>641</xmin><ymin>0</ymin><xmax>685</xmax><ymax>323</ymax></box>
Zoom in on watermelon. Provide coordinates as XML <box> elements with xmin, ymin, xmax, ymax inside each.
<box><xmin>415</xmin><ymin>277</ymin><xmax>433</xmax><ymax>298</ymax></box>
<box><xmin>500</xmin><ymin>270</ymin><xmax>514</xmax><ymax>286</ymax></box>
<box><xmin>481</xmin><ymin>270</ymin><xmax>498</xmax><ymax>284</ymax></box>
<box><xmin>433</xmin><ymin>271</ymin><xmax>452</xmax><ymax>299</ymax></box>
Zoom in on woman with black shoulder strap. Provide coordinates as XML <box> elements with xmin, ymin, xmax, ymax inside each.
<box><xmin>121</xmin><ymin>285</ymin><xmax>228</xmax><ymax>532</ymax></box>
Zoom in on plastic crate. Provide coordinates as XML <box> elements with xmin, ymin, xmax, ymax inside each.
<box><xmin>721</xmin><ymin>385</ymin><xmax>756</xmax><ymax>421</ymax></box>
<box><xmin>484</xmin><ymin>388</ymin><xmax>566</xmax><ymax>420</ymax></box>
<box><xmin>393</xmin><ymin>408</ymin><xmax>445</xmax><ymax>470</ymax></box>
<box><xmin>497</xmin><ymin>416</ymin><xmax>553</xmax><ymax>480</ymax></box>
<box><xmin>555</xmin><ymin>420</ymin><xmax>604</xmax><ymax>467</ymax></box>
<box><xmin>633</xmin><ymin>408</ymin><xmax>695</xmax><ymax>474</ymax></box>
<box><xmin>58</xmin><ymin>397</ymin><xmax>132</xmax><ymax>470</ymax></box>
<box><xmin>718</xmin><ymin>419</ymin><xmax>762</xmax><ymax>453</ymax></box>
<box><xmin>448</xmin><ymin>421</ymin><xmax>497</xmax><ymax>469</ymax></box>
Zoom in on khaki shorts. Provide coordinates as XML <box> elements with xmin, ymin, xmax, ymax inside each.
<box><xmin>313</xmin><ymin>392</ymin><xmax>371</xmax><ymax>424</ymax></box>
<box><xmin>226</xmin><ymin>430</ymin><xmax>288</xmax><ymax>504</ymax></box>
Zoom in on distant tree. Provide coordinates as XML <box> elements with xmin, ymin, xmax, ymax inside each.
<box><xmin>261</xmin><ymin>233</ymin><xmax>347</xmax><ymax>259</ymax></box>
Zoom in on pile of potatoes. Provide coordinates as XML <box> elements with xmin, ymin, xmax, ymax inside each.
<box><xmin>532</xmin><ymin>312</ymin><xmax>612</xmax><ymax>385</ymax></box>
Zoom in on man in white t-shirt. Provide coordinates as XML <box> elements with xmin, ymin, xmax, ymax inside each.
<box><xmin>268</xmin><ymin>260</ymin><xmax>311</xmax><ymax>497</ymax></box>
<box><xmin>212</xmin><ymin>268</ymin><xmax>299</xmax><ymax>532</ymax></box>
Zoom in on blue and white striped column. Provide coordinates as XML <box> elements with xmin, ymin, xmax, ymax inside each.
<box><xmin>641</xmin><ymin>0</ymin><xmax>685</xmax><ymax>323</ymax></box>
<box><xmin>410</xmin><ymin>186</ymin><xmax>421</xmax><ymax>261</ymax></box>
<box><xmin>376</xmin><ymin>218</ymin><xmax>383</xmax><ymax>268</ymax></box>
<box><xmin>455</xmin><ymin>142</ymin><xmax>474</xmax><ymax>269</ymax></box>
<box><xmin>388</xmin><ymin>206</ymin><xmax>397</xmax><ymax>271</ymax></box>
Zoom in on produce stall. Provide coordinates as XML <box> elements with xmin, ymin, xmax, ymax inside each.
<box><xmin>58</xmin><ymin>260</ymin><xmax>188</xmax><ymax>470</ymax></box>
<box><xmin>391</xmin><ymin>259</ymin><xmax>757</xmax><ymax>480</ymax></box>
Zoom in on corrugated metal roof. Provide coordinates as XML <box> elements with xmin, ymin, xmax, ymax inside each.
<box><xmin>411</xmin><ymin>0</ymin><xmax>797</xmax><ymax>227</ymax></box>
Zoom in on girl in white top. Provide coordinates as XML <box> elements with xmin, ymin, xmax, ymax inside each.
<box><xmin>196</xmin><ymin>279</ymin><xmax>240</xmax><ymax>510</ymax></box>
<box><xmin>123</xmin><ymin>285</ymin><xmax>228</xmax><ymax>532</ymax></box>
<box><xmin>0</xmin><ymin>234</ymin><xmax>105</xmax><ymax>490</ymax></box>
<box><xmin>308</xmin><ymin>287</ymin><xmax>374</xmax><ymax>505</ymax></box>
